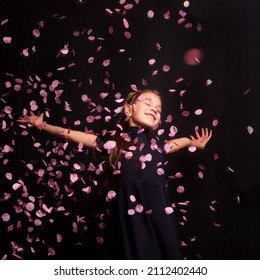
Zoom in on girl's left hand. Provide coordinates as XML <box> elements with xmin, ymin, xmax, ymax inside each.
<box><xmin>190</xmin><ymin>128</ymin><xmax>212</xmax><ymax>149</ymax></box>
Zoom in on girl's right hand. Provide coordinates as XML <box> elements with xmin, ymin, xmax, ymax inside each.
<box><xmin>17</xmin><ymin>111</ymin><xmax>44</xmax><ymax>128</ymax></box>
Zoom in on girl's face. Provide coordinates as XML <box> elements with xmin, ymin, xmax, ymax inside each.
<box><xmin>125</xmin><ymin>91</ymin><xmax>162</xmax><ymax>130</ymax></box>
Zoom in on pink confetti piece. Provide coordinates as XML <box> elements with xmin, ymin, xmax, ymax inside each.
<box><xmin>124</xmin><ymin>31</ymin><xmax>131</xmax><ymax>39</ymax></box>
<box><xmin>149</xmin><ymin>58</ymin><xmax>156</xmax><ymax>65</ymax></box>
<box><xmin>165</xmin><ymin>115</ymin><xmax>172</xmax><ymax>122</ymax></box>
<box><xmin>247</xmin><ymin>126</ymin><xmax>254</xmax><ymax>134</ymax></box>
<box><xmin>152</xmin><ymin>70</ymin><xmax>158</xmax><ymax>76</ymax></box>
<box><xmin>1</xmin><ymin>19</ymin><xmax>9</xmax><ymax>25</ymax></box>
<box><xmin>107</xmin><ymin>190</ymin><xmax>116</xmax><ymax>200</ymax></box>
<box><xmin>135</xmin><ymin>204</ymin><xmax>144</xmax><ymax>213</ymax></box>
<box><xmin>26</xmin><ymin>202</ymin><xmax>35</xmax><ymax>212</ymax></box>
<box><xmin>195</xmin><ymin>109</ymin><xmax>203</xmax><ymax>115</ymax></box>
<box><xmin>48</xmin><ymin>247</ymin><xmax>55</xmax><ymax>256</ymax></box>
<box><xmin>182</xmin><ymin>110</ymin><xmax>190</xmax><ymax>117</ymax></box>
<box><xmin>42</xmin><ymin>204</ymin><xmax>53</xmax><ymax>214</ymax></box>
<box><xmin>158</xmin><ymin>129</ymin><xmax>164</xmax><ymax>136</ymax></box>
<box><xmin>86</xmin><ymin>116</ymin><xmax>94</xmax><ymax>123</ymax></box>
<box><xmin>206</xmin><ymin>79</ymin><xmax>212</xmax><ymax>86</ymax></box>
<box><xmin>130</xmin><ymin>84</ymin><xmax>138</xmax><ymax>91</ymax></box>
<box><xmin>128</xmin><ymin>209</ymin><xmax>135</xmax><ymax>215</ymax></box>
<box><xmin>175</xmin><ymin>77</ymin><xmax>184</xmax><ymax>83</ymax></box>
<box><xmin>34</xmin><ymin>219</ymin><xmax>42</xmax><ymax>226</ymax></box>
<box><xmin>37</xmin><ymin>169</ymin><xmax>45</xmax><ymax>177</ymax></box>
<box><xmin>12</xmin><ymin>183</ymin><xmax>22</xmax><ymax>190</ymax></box>
<box><xmin>164</xmin><ymin>11</ymin><xmax>171</xmax><ymax>20</ymax></box>
<box><xmin>177</xmin><ymin>186</ymin><xmax>185</xmax><ymax>193</ymax></box>
<box><xmin>124</xmin><ymin>4</ymin><xmax>133</xmax><ymax>10</ymax></box>
<box><xmin>103</xmin><ymin>140</ymin><xmax>116</xmax><ymax>150</ymax></box>
<box><xmin>5</xmin><ymin>173</ymin><xmax>12</xmax><ymax>180</ymax></box>
<box><xmin>184</xmin><ymin>23</ymin><xmax>192</xmax><ymax>29</ymax></box>
<box><xmin>169</xmin><ymin>125</ymin><xmax>178</xmax><ymax>137</ymax></box>
<box><xmin>125</xmin><ymin>151</ymin><xmax>133</xmax><ymax>159</ymax></box>
<box><xmin>3</xmin><ymin>37</ymin><xmax>12</xmax><ymax>44</ymax></box>
<box><xmin>178</xmin><ymin>18</ymin><xmax>185</xmax><ymax>25</ymax></box>
<box><xmin>14</xmin><ymin>84</ymin><xmax>22</xmax><ymax>91</ymax></box>
<box><xmin>103</xmin><ymin>59</ymin><xmax>110</xmax><ymax>67</ymax></box>
<box><xmin>228</xmin><ymin>167</ymin><xmax>235</xmax><ymax>173</ymax></box>
<box><xmin>96</xmin><ymin>237</ymin><xmax>104</xmax><ymax>244</ymax></box>
<box><xmin>130</xmin><ymin>195</ymin><xmax>136</xmax><ymax>202</ymax></box>
<box><xmin>2</xmin><ymin>213</ymin><xmax>10</xmax><ymax>222</ymax></box>
<box><xmin>99</xmin><ymin>222</ymin><xmax>106</xmax><ymax>229</ymax></box>
<box><xmin>188</xmin><ymin>146</ymin><xmax>197</xmax><ymax>152</ymax></box>
<box><xmin>180</xmin><ymin>10</ymin><xmax>187</xmax><ymax>17</ymax></box>
<box><xmin>184</xmin><ymin>1</ymin><xmax>190</xmax><ymax>8</ymax></box>
<box><xmin>100</xmin><ymin>92</ymin><xmax>108</xmax><ymax>99</ymax></box>
<box><xmin>174</xmin><ymin>172</ymin><xmax>183</xmax><ymax>179</ymax></box>
<box><xmin>157</xmin><ymin>168</ymin><xmax>164</xmax><ymax>175</ymax></box>
<box><xmin>162</xmin><ymin>65</ymin><xmax>170</xmax><ymax>72</ymax></box>
<box><xmin>82</xmin><ymin>186</ymin><xmax>92</xmax><ymax>194</ymax></box>
<box><xmin>165</xmin><ymin>207</ymin><xmax>174</xmax><ymax>214</ymax></box>
<box><xmin>4</xmin><ymin>106</ymin><xmax>12</xmax><ymax>114</ymax></box>
<box><xmin>212</xmin><ymin>119</ymin><xmax>218</xmax><ymax>126</ymax></box>
<box><xmin>147</xmin><ymin>10</ymin><xmax>154</xmax><ymax>18</ymax></box>
<box><xmin>243</xmin><ymin>89</ymin><xmax>251</xmax><ymax>96</ymax></box>
<box><xmin>56</xmin><ymin>234</ymin><xmax>62</xmax><ymax>243</ymax></box>
<box><xmin>32</xmin><ymin>29</ymin><xmax>40</xmax><ymax>38</ymax></box>
<box><xmin>70</xmin><ymin>173</ymin><xmax>78</xmax><ymax>183</ymax></box>
<box><xmin>123</xmin><ymin>18</ymin><xmax>129</xmax><ymax>29</ymax></box>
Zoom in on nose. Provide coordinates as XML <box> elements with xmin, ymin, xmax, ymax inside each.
<box><xmin>150</xmin><ymin>107</ymin><xmax>157</xmax><ymax>114</ymax></box>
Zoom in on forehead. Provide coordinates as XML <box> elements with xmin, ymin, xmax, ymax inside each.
<box><xmin>137</xmin><ymin>92</ymin><xmax>161</xmax><ymax>106</ymax></box>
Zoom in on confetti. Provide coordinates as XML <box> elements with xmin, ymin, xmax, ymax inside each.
<box><xmin>0</xmin><ymin>1</ymin><xmax>233</xmax><ymax>261</ymax></box>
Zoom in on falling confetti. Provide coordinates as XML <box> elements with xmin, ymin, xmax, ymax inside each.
<box><xmin>0</xmin><ymin>0</ymin><xmax>245</xmax><ymax>261</ymax></box>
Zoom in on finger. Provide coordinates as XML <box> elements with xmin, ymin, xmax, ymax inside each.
<box><xmin>208</xmin><ymin>131</ymin><xmax>213</xmax><ymax>140</ymax></box>
<box><xmin>17</xmin><ymin>117</ymin><xmax>27</xmax><ymax>123</ymax></box>
<box><xmin>195</xmin><ymin>130</ymin><xmax>200</xmax><ymax>138</ymax></box>
<box><xmin>201</xmin><ymin>127</ymin><xmax>205</xmax><ymax>137</ymax></box>
<box><xmin>204</xmin><ymin>127</ymin><xmax>209</xmax><ymax>137</ymax></box>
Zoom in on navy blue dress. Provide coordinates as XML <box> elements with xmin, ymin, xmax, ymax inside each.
<box><xmin>98</xmin><ymin>126</ymin><xmax>181</xmax><ymax>260</ymax></box>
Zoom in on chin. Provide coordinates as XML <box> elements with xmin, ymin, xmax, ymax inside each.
<box><xmin>142</xmin><ymin>123</ymin><xmax>158</xmax><ymax>131</ymax></box>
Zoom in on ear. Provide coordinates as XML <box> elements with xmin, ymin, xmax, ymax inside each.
<box><xmin>124</xmin><ymin>104</ymin><xmax>133</xmax><ymax>117</ymax></box>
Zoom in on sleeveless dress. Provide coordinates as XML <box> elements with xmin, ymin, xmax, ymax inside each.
<box><xmin>98</xmin><ymin>126</ymin><xmax>181</xmax><ymax>260</ymax></box>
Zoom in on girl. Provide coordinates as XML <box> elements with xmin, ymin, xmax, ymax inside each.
<box><xmin>18</xmin><ymin>89</ymin><xmax>212</xmax><ymax>259</ymax></box>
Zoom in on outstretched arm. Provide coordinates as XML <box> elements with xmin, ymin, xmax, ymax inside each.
<box><xmin>17</xmin><ymin>111</ymin><xmax>98</xmax><ymax>149</ymax></box>
<box><xmin>165</xmin><ymin>128</ymin><xmax>212</xmax><ymax>154</ymax></box>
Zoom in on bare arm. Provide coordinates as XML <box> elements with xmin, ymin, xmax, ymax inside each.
<box><xmin>165</xmin><ymin>128</ymin><xmax>212</xmax><ymax>154</ymax></box>
<box><xmin>18</xmin><ymin>111</ymin><xmax>98</xmax><ymax>149</ymax></box>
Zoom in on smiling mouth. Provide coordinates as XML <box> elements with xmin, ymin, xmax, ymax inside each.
<box><xmin>145</xmin><ymin>113</ymin><xmax>156</xmax><ymax>120</ymax></box>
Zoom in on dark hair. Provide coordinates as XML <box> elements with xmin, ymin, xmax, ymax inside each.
<box><xmin>108</xmin><ymin>89</ymin><xmax>161</xmax><ymax>167</ymax></box>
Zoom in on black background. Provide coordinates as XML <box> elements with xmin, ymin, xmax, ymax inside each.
<box><xmin>1</xmin><ymin>0</ymin><xmax>260</xmax><ymax>259</ymax></box>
